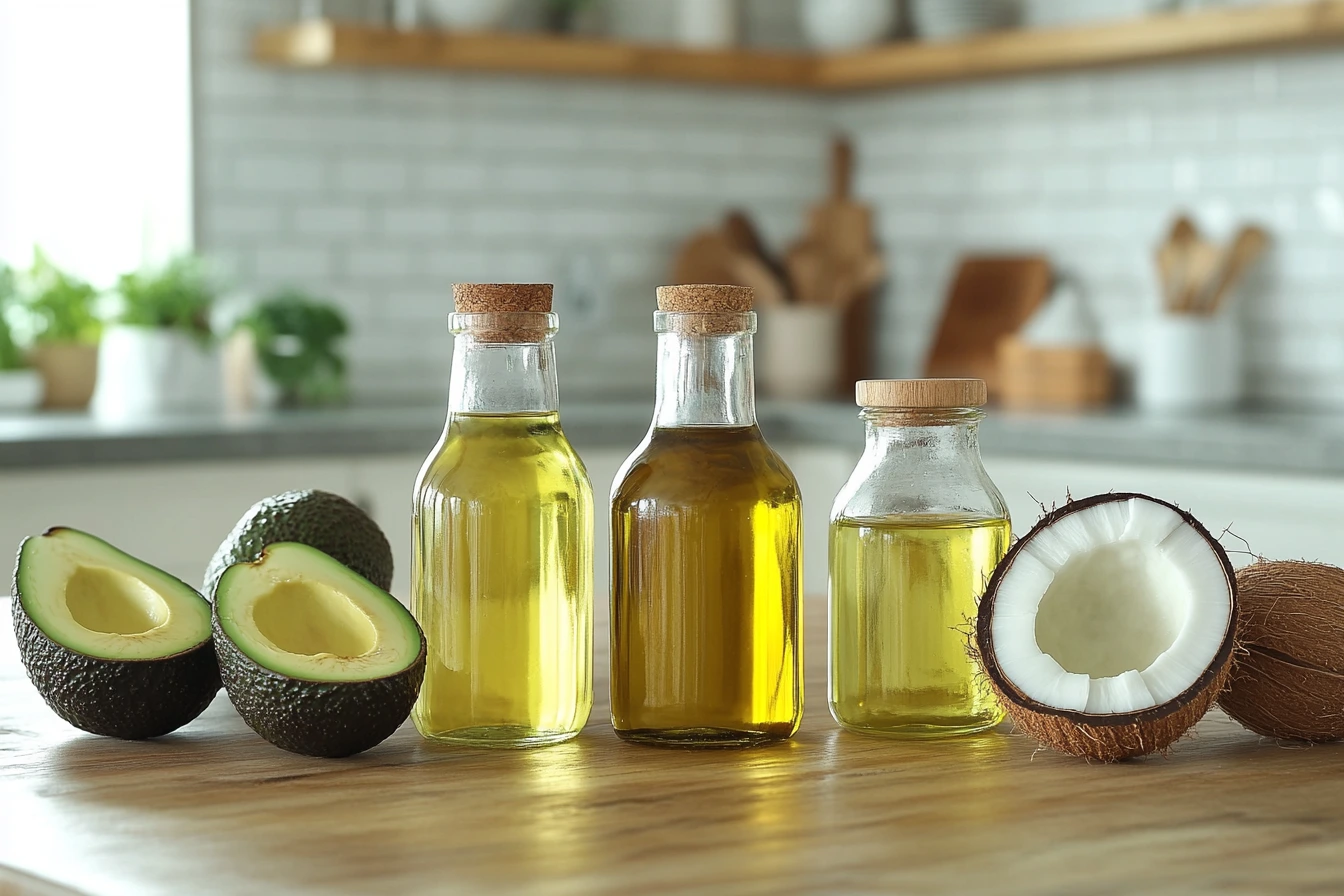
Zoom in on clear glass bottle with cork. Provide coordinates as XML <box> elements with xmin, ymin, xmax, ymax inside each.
<box><xmin>610</xmin><ymin>284</ymin><xmax>803</xmax><ymax>747</ymax></box>
<box><xmin>412</xmin><ymin>283</ymin><xmax>593</xmax><ymax>747</ymax></box>
<box><xmin>829</xmin><ymin>378</ymin><xmax>1010</xmax><ymax>738</ymax></box>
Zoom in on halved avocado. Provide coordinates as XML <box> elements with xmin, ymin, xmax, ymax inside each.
<box><xmin>213</xmin><ymin>542</ymin><xmax>425</xmax><ymax>758</ymax></box>
<box><xmin>12</xmin><ymin>528</ymin><xmax>220</xmax><ymax>739</ymax></box>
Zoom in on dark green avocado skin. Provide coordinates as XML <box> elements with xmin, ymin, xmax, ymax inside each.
<box><xmin>213</xmin><ymin>612</ymin><xmax>426</xmax><ymax>758</ymax></box>
<box><xmin>204</xmin><ymin>491</ymin><xmax>394</xmax><ymax>599</ymax></box>
<box><xmin>12</xmin><ymin>596</ymin><xmax>221</xmax><ymax>740</ymax></box>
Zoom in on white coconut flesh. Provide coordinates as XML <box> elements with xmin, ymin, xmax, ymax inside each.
<box><xmin>990</xmin><ymin>497</ymin><xmax>1233</xmax><ymax>715</ymax></box>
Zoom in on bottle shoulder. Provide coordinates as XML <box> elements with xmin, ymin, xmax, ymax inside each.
<box><xmin>611</xmin><ymin>425</ymin><xmax>798</xmax><ymax>508</ymax></box>
<box><xmin>417</xmin><ymin>416</ymin><xmax>592</xmax><ymax>500</ymax></box>
<box><xmin>831</xmin><ymin>449</ymin><xmax>1008</xmax><ymax>525</ymax></box>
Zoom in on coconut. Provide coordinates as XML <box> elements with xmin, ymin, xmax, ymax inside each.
<box><xmin>975</xmin><ymin>493</ymin><xmax>1237</xmax><ymax>762</ymax></box>
<box><xmin>1218</xmin><ymin>560</ymin><xmax>1344</xmax><ymax>741</ymax></box>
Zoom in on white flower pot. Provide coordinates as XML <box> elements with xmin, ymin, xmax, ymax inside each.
<box><xmin>92</xmin><ymin>326</ymin><xmax>222</xmax><ymax>420</ymax></box>
<box><xmin>0</xmin><ymin>369</ymin><xmax>43</xmax><ymax>413</ymax></box>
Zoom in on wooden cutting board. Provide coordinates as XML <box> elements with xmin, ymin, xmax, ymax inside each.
<box><xmin>924</xmin><ymin>255</ymin><xmax>1052</xmax><ymax>395</ymax></box>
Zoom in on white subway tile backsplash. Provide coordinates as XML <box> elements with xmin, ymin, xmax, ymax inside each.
<box><xmin>233</xmin><ymin>155</ymin><xmax>326</xmax><ymax>193</ymax></box>
<box><xmin>334</xmin><ymin>158</ymin><xmax>410</xmax><ymax>194</ymax></box>
<box><xmin>294</xmin><ymin>204</ymin><xmax>370</xmax><ymax>237</ymax></box>
<box><xmin>196</xmin><ymin>0</ymin><xmax>1344</xmax><ymax>405</ymax></box>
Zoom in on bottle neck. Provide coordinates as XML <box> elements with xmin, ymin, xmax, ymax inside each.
<box><xmin>861</xmin><ymin>408</ymin><xmax>985</xmax><ymax>462</ymax></box>
<box><xmin>448</xmin><ymin>336</ymin><xmax>559</xmax><ymax>415</ymax></box>
<box><xmin>652</xmin><ymin>329</ymin><xmax>757</xmax><ymax>427</ymax></box>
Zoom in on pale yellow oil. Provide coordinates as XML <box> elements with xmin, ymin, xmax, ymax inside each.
<box><xmin>412</xmin><ymin>412</ymin><xmax>592</xmax><ymax>748</ymax></box>
<box><xmin>829</xmin><ymin>514</ymin><xmax>1010</xmax><ymax>738</ymax></box>
<box><xmin>610</xmin><ymin>425</ymin><xmax>802</xmax><ymax>747</ymax></box>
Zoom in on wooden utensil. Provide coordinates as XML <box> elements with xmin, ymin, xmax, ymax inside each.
<box><xmin>1156</xmin><ymin>214</ymin><xmax>1199</xmax><ymax>313</ymax></box>
<box><xmin>724</xmin><ymin>210</ymin><xmax>791</xmax><ymax>303</ymax></box>
<box><xmin>782</xmin><ymin>135</ymin><xmax>886</xmax><ymax>395</ymax></box>
<box><xmin>1176</xmin><ymin>240</ymin><xmax>1222</xmax><ymax>314</ymax></box>
<box><xmin>1199</xmin><ymin>225</ymin><xmax>1269</xmax><ymax>314</ymax></box>
<box><xmin>672</xmin><ymin>229</ymin><xmax>741</xmax><ymax>286</ymax></box>
<box><xmin>923</xmin><ymin>255</ymin><xmax>1052</xmax><ymax>395</ymax></box>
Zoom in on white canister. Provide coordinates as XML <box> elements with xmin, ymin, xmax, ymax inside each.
<box><xmin>1137</xmin><ymin>313</ymin><xmax>1242</xmax><ymax>411</ymax></box>
<box><xmin>677</xmin><ymin>0</ymin><xmax>739</xmax><ymax>48</ymax></box>
<box><xmin>92</xmin><ymin>325</ymin><xmax>223</xmax><ymax>420</ymax></box>
<box><xmin>801</xmin><ymin>0</ymin><xmax>897</xmax><ymax>51</ymax></box>
<box><xmin>758</xmin><ymin>304</ymin><xmax>844</xmax><ymax>401</ymax></box>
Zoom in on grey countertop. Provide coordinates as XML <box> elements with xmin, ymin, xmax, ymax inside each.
<box><xmin>0</xmin><ymin>400</ymin><xmax>1334</xmax><ymax>476</ymax></box>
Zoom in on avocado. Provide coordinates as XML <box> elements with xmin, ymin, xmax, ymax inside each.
<box><xmin>213</xmin><ymin>542</ymin><xmax>425</xmax><ymax>757</ymax></box>
<box><xmin>204</xmin><ymin>490</ymin><xmax>393</xmax><ymax>600</ymax></box>
<box><xmin>12</xmin><ymin>528</ymin><xmax>220</xmax><ymax>739</ymax></box>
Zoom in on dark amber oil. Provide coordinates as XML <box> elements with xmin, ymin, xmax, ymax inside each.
<box><xmin>610</xmin><ymin>425</ymin><xmax>803</xmax><ymax>747</ymax></box>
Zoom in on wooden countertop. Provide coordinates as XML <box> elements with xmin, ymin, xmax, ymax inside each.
<box><xmin>2</xmin><ymin>595</ymin><xmax>1341</xmax><ymax>895</ymax></box>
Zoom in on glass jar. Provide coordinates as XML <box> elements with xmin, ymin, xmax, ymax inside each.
<box><xmin>411</xmin><ymin>283</ymin><xmax>593</xmax><ymax>748</ymax></box>
<box><xmin>829</xmin><ymin>378</ymin><xmax>1010</xmax><ymax>738</ymax></box>
<box><xmin>610</xmin><ymin>284</ymin><xmax>802</xmax><ymax>747</ymax></box>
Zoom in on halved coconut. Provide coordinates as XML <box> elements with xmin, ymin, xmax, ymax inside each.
<box><xmin>976</xmin><ymin>493</ymin><xmax>1237</xmax><ymax>761</ymax></box>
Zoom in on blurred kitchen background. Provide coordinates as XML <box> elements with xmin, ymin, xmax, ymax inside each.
<box><xmin>3</xmin><ymin>0</ymin><xmax>1344</xmax><ymax>600</ymax></box>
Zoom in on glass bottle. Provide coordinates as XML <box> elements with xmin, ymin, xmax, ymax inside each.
<box><xmin>610</xmin><ymin>284</ymin><xmax>802</xmax><ymax>747</ymax></box>
<box><xmin>829</xmin><ymin>379</ymin><xmax>1010</xmax><ymax>738</ymax></box>
<box><xmin>412</xmin><ymin>283</ymin><xmax>593</xmax><ymax>748</ymax></box>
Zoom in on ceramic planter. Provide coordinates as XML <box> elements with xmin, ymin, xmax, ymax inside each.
<box><xmin>28</xmin><ymin>342</ymin><xmax>99</xmax><ymax>410</ymax></box>
<box><xmin>91</xmin><ymin>325</ymin><xmax>222</xmax><ymax>420</ymax></box>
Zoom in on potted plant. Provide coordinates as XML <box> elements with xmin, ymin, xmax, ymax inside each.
<box><xmin>0</xmin><ymin>264</ymin><xmax>43</xmax><ymax>412</ymax></box>
<box><xmin>16</xmin><ymin>249</ymin><xmax>102</xmax><ymax>409</ymax></box>
<box><xmin>91</xmin><ymin>254</ymin><xmax>221</xmax><ymax>419</ymax></box>
<box><xmin>226</xmin><ymin>291</ymin><xmax>349</xmax><ymax>412</ymax></box>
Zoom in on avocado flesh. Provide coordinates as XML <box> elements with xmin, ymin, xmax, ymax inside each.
<box><xmin>204</xmin><ymin>490</ymin><xmax>394</xmax><ymax>600</ymax></box>
<box><xmin>214</xmin><ymin>542</ymin><xmax>425</xmax><ymax>757</ymax></box>
<box><xmin>12</xmin><ymin>528</ymin><xmax>220</xmax><ymax>739</ymax></box>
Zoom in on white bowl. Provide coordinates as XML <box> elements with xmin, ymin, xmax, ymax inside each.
<box><xmin>422</xmin><ymin>0</ymin><xmax>516</xmax><ymax>30</ymax></box>
<box><xmin>801</xmin><ymin>0</ymin><xmax>898</xmax><ymax>51</ymax></box>
<box><xmin>0</xmin><ymin>369</ymin><xmax>42</xmax><ymax>412</ymax></box>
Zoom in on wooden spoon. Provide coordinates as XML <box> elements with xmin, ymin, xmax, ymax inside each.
<box><xmin>1200</xmin><ymin>225</ymin><xmax>1270</xmax><ymax>314</ymax></box>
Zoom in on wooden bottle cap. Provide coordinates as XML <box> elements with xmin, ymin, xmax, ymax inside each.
<box><xmin>452</xmin><ymin>283</ymin><xmax>553</xmax><ymax>313</ymax></box>
<box><xmin>451</xmin><ymin>284</ymin><xmax>554</xmax><ymax>343</ymax></box>
<box><xmin>856</xmin><ymin>378</ymin><xmax>987</xmax><ymax>408</ymax></box>
<box><xmin>656</xmin><ymin>284</ymin><xmax>753</xmax><ymax>313</ymax></box>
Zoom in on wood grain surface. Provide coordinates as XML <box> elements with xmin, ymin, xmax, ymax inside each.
<box><xmin>2</xmin><ymin>595</ymin><xmax>1342</xmax><ymax>896</ymax></box>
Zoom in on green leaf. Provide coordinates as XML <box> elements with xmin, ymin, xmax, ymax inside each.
<box><xmin>115</xmin><ymin>254</ymin><xmax>217</xmax><ymax>346</ymax></box>
<box><xmin>17</xmin><ymin>248</ymin><xmax>102</xmax><ymax>345</ymax></box>
<box><xmin>238</xmin><ymin>290</ymin><xmax>350</xmax><ymax>407</ymax></box>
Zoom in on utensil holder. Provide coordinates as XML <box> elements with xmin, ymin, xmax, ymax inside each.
<box><xmin>1137</xmin><ymin>312</ymin><xmax>1241</xmax><ymax>411</ymax></box>
<box><xmin>758</xmin><ymin>305</ymin><xmax>843</xmax><ymax>400</ymax></box>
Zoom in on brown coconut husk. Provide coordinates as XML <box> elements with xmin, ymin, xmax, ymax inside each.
<box><xmin>1219</xmin><ymin>560</ymin><xmax>1344</xmax><ymax>741</ymax></box>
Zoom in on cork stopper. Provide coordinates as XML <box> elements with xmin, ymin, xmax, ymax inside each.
<box><xmin>655</xmin><ymin>284</ymin><xmax>754</xmax><ymax>335</ymax></box>
<box><xmin>657</xmin><ymin>284</ymin><xmax>753</xmax><ymax>313</ymax></box>
<box><xmin>856</xmin><ymin>378</ymin><xmax>987</xmax><ymax>409</ymax></box>
<box><xmin>451</xmin><ymin>283</ymin><xmax>554</xmax><ymax>343</ymax></box>
<box><xmin>453</xmin><ymin>283</ymin><xmax>553</xmax><ymax>313</ymax></box>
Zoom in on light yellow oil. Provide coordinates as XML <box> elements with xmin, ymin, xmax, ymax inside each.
<box><xmin>611</xmin><ymin>425</ymin><xmax>802</xmax><ymax>747</ymax></box>
<box><xmin>829</xmin><ymin>514</ymin><xmax>1010</xmax><ymax>738</ymax></box>
<box><xmin>412</xmin><ymin>411</ymin><xmax>592</xmax><ymax>748</ymax></box>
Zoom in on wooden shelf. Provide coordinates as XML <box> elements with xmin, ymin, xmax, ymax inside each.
<box><xmin>818</xmin><ymin>0</ymin><xmax>1344</xmax><ymax>89</ymax></box>
<box><xmin>254</xmin><ymin>2</ymin><xmax>1344</xmax><ymax>92</ymax></box>
<box><xmin>252</xmin><ymin>20</ymin><xmax>816</xmax><ymax>90</ymax></box>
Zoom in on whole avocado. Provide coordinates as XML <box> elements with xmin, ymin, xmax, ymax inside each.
<box><xmin>204</xmin><ymin>490</ymin><xmax>393</xmax><ymax>599</ymax></box>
